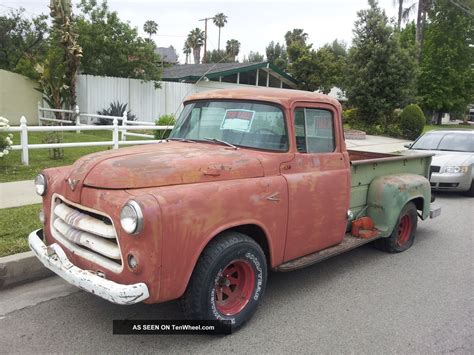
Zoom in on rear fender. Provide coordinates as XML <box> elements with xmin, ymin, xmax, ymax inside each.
<box><xmin>367</xmin><ymin>173</ymin><xmax>431</xmax><ymax>237</ymax></box>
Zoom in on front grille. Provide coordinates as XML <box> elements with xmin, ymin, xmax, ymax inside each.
<box><xmin>430</xmin><ymin>166</ymin><xmax>441</xmax><ymax>173</ymax></box>
<box><xmin>50</xmin><ymin>195</ymin><xmax>122</xmax><ymax>272</ymax></box>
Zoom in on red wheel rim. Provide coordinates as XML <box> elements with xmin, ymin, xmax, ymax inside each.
<box><xmin>214</xmin><ymin>260</ymin><xmax>255</xmax><ymax>316</ymax></box>
<box><xmin>396</xmin><ymin>214</ymin><xmax>412</xmax><ymax>247</ymax></box>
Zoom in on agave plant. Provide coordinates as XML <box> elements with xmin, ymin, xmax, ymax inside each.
<box><xmin>96</xmin><ymin>101</ymin><xmax>137</xmax><ymax>125</ymax></box>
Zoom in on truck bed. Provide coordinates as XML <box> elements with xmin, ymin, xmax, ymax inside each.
<box><xmin>348</xmin><ymin>150</ymin><xmax>433</xmax><ymax>215</ymax></box>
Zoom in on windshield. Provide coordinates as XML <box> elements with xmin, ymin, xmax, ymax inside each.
<box><xmin>411</xmin><ymin>132</ymin><xmax>474</xmax><ymax>152</ymax></box>
<box><xmin>169</xmin><ymin>100</ymin><xmax>288</xmax><ymax>152</ymax></box>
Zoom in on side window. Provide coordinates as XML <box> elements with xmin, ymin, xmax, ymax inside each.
<box><xmin>293</xmin><ymin>108</ymin><xmax>335</xmax><ymax>153</ymax></box>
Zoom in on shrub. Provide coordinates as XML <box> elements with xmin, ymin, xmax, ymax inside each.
<box><xmin>400</xmin><ymin>104</ymin><xmax>425</xmax><ymax>140</ymax></box>
<box><xmin>342</xmin><ymin>108</ymin><xmax>359</xmax><ymax>127</ymax></box>
<box><xmin>96</xmin><ymin>101</ymin><xmax>136</xmax><ymax>125</ymax></box>
<box><xmin>0</xmin><ymin>117</ymin><xmax>13</xmax><ymax>158</ymax></box>
<box><xmin>154</xmin><ymin>114</ymin><xmax>176</xmax><ymax>139</ymax></box>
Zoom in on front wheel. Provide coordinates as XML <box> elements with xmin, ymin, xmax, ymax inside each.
<box><xmin>464</xmin><ymin>180</ymin><xmax>474</xmax><ymax>197</ymax></box>
<box><xmin>374</xmin><ymin>201</ymin><xmax>418</xmax><ymax>253</ymax></box>
<box><xmin>181</xmin><ymin>232</ymin><xmax>267</xmax><ymax>330</ymax></box>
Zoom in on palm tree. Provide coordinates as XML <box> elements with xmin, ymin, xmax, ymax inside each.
<box><xmin>226</xmin><ymin>39</ymin><xmax>240</xmax><ymax>62</ymax></box>
<box><xmin>284</xmin><ymin>29</ymin><xmax>308</xmax><ymax>47</ymax></box>
<box><xmin>213</xmin><ymin>13</ymin><xmax>228</xmax><ymax>52</ymax></box>
<box><xmin>183</xmin><ymin>39</ymin><xmax>192</xmax><ymax>64</ymax></box>
<box><xmin>394</xmin><ymin>0</ymin><xmax>417</xmax><ymax>30</ymax></box>
<box><xmin>187</xmin><ymin>28</ymin><xmax>205</xmax><ymax>64</ymax></box>
<box><xmin>143</xmin><ymin>20</ymin><xmax>158</xmax><ymax>40</ymax></box>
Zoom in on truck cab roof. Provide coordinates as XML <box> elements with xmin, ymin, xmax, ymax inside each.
<box><xmin>185</xmin><ymin>87</ymin><xmax>342</xmax><ymax>111</ymax></box>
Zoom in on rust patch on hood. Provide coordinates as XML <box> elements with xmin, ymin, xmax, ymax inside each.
<box><xmin>82</xmin><ymin>142</ymin><xmax>264</xmax><ymax>189</ymax></box>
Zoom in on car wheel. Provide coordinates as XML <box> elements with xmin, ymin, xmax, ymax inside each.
<box><xmin>464</xmin><ymin>180</ymin><xmax>474</xmax><ymax>197</ymax></box>
<box><xmin>181</xmin><ymin>231</ymin><xmax>267</xmax><ymax>330</ymax></box>
<box><xmin>374</xmin><ymin>202</ymin><xmax>418</xmax><ymax>253</ymax></box>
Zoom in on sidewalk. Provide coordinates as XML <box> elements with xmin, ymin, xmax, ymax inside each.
<box><xmin>345</xmin><ymin>134</ymin><xmax>410</xmax><ymax>153</ymax></box>
<box><xmin>0</xmin><ymin>180</ymin><xmax>41</xmax><ymax>209</ymax></box>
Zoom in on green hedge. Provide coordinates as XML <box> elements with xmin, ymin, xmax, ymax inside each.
<box><xmin>400</xmin><ymin>104</ymin><xmax>425</xmax><ymax>140</ymax></box>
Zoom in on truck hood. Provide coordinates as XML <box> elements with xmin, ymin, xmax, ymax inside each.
<box><xmin>408</xmin><ymin>149</ymin><xmax>473</xmax><ymax>167</ymax></box>
<box><xmin>66</xmin><ymin>141</ymin><xmax>264</xmax><ymax>190</ymax></box>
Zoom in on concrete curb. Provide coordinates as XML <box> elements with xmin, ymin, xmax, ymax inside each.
<box><xmin>0</xmin><ymin>251</ymin><xmax>53</xmax><ymax>289</ymax></box>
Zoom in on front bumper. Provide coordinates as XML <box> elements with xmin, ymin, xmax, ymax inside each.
<box><xmin>430</xmin><ymin>172</ymin><xmax>471</xmax><ymax>191</ymax></box>
<box><xmin>28</xmin><ymin>229</ymin><xmax>149</xmax><ymax>305</ymax></box>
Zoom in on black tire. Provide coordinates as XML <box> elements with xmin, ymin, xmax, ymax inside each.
<box><xmin>374</xmin><ymin>202</ymin><xmax>418</xmax><ymax>253</ymax></box>
<box><xmin>181</xmin><ymin>231</ymin><xmax>267</xmax><ymax>330</ymax></box>
<box><xmin>464</xmin><ymin>180</ymin><xmax>474</xmax><ymax>197</ymax></box>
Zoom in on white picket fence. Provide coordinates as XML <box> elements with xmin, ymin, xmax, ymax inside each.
<box><xmin>37</xmin><ymin>103</ymin><xmax>171</xmax><ymax>139</ymax></box>
<box><xmin>6</xmin><ymin>114</ymin><xmax>173</xmax><ymax>166</ymax></box>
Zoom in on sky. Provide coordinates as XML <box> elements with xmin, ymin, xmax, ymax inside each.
<box><xmin>1</xmin><ymin>0</ymin><xmax>406</xmax><ymax>63</ymax></box>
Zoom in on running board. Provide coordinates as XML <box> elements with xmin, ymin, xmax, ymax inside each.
<box><xmin>275</xmin><ymin>233</ymin><xmax>381</xmax><ymax>272</ymax></box>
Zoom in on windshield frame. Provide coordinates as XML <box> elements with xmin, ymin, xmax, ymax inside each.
<box><xmin>171</xmin><ymin>99</ymin><xmax>290</xmax><ymax>153</ymax></box>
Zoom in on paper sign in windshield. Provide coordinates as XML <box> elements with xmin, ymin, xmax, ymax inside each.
<box><xmin>220</xmin><ymin>109</ymin><xmax>255</xmax><ymax>132</ymax></box>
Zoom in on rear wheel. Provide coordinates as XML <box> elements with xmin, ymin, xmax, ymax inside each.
<box><xmin>374</xmin><ymin>202</ymin><xmax>418</xmax><ymax>253</ymax></box>
<box><xmin>181</xmin><ymin>232</ymin><xmax>267</xmax><ymax>330</ymax></box>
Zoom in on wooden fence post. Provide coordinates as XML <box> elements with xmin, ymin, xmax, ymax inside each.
<box><xmin>20</xmin><ymin>116</ymin><xmax>29</xmax><ymax>166</ymax></box>
<box><xmin>121</xmin><ymin>111</ymin><xmax>127</xmax><ymax>141</ymax></box>
<box><xmin>75</xmin><ymin>105</ymin><xmax>81</xmax><ymax>133</ymax></box>
<box><xmin>112</xmin><ymin>118</ymin><xmax>119</xmax><ymax>149</ymax></box>
<box><xmin>37</xmin><ymin>102</ymin><xmax>42</xmax><ymax>126</ymax></box>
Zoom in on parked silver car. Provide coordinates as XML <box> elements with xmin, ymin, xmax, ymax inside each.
<box><xmin>406</xmin><ymin>130</ymin><xmax>474</xmax><ymax>196</ymax></box>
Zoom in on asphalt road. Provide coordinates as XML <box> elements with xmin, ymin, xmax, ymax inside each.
<box><xmin>0</xmin><ymin>194</ymin><xmax>472</xmax><ymax>354</ymax></box>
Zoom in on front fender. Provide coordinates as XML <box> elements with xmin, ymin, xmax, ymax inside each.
<box><xmin>367</xmin><ymin>173</ymin><xmax>431</xmax><ymax>237</ymax></box>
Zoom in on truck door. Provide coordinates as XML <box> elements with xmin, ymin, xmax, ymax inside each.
<box><xmin>282</xmin><ymin>104</ymin><xmax>350</xmax><ymax>261</ymax></box>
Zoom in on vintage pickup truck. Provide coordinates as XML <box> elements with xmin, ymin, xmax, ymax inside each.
<box><xmin>29</xmin><ymin>88</ymin><xmax>440</xmax><ymax>329</ymax></box>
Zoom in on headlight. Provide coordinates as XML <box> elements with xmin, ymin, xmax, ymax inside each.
<box><xmin>444</xmin><ymin>166</ymin><xmax>468</xmax><ymax>174</ymax></box>
<box><xmin>120</xmin><ymin>200</ymin><xmax>143</xmax><ymax>234</ymax></box>
<box><xmin>34</xmin><ymin>174</ymin><xmax>47</xmax><ymax>196</ymax></box>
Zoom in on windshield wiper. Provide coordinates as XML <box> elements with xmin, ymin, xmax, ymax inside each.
<box><xmin>203</xmin><ymin>137</ymin><xmax>238</xmax><ymax>150</ymax></box>
<box><xmin>166</xmin><ymin>137</ymin><xmax>196</xmax><ymax>143</ymax></box>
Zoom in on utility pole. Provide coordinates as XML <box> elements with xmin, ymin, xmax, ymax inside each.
<box><xmin>199</xmin><ymin>16</ymin><xmax>214</xmax><ymax>62</ymax></box>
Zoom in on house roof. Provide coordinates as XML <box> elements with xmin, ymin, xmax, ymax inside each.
<box><xmin>162</xmin><ymin>61</ymin><xmax>298</xmax><ymax>86</ymax></box>
<box><xmin>155</xmin><ymin>47</ymin><xmax>178</xmax><ymax>63</ymax></box>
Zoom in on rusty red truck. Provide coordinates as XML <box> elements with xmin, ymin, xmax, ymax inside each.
<box><xmin>29</xmin><ymin>88</ymin><xmax>440</xmax><ymax>329</ymax></box>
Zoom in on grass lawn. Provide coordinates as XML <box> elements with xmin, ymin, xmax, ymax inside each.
<box><xmin>0</xmin><ymin>204</ymin><xmax>42</xmax><ymax>257</ymax></box>
<box><xmin>423</xmin><ymin>124</ymin><xmax>473</xmax><ymax>132</ymax></box>
<box><xmin>0</xmin><ymin>129</ymin><xmax>150</xmax><ymax>183</ymax></box>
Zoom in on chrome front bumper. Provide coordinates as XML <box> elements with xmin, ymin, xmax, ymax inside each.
<box><xmin>28</xmin><ymin>229</ymin><xmax>149</xmax><ymax>305</ymax></box>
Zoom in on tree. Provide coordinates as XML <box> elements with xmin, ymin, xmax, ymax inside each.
<box><xmin>344</xmin><ymin>0</ymin><xmax>416</xmax><ymax>131</ymax></box>
<box><xmin>418</xmin><ymin>0</ymin><xmax>474</xmax><ymax>123</ymax></box>
<box><xmin>213</xmin><ymin>13</ymin><xmax>227</xmax><ymax>52</ymax></box>
<box><xmin>187</xmin><ymin>28</ymin><xmax>205</xmax><ymax>64</ymax></box>
<box><xmin>244</xmin><ymin>51</ymin><xmax>264</xmax><ymax>63</ymax></box>
<box><xmin>394</xmin><ymin>0</ymin><xmax>417</xmax><ymax>30</ymax></box>
<box><xmin>325</xmin><ymin>39</ymin><xmax>348</xmax><ymax>59</ymax></box>
<box><xmin>49</xmin><ymin>0</ymin><xmax>82</xmax><ymax>110</ymax></box>
<box><xmin>287</xmin><ymin>44</ymin><xmax>345</xmax><ymax>94</ymax></box>
<box><xmin>76</xmin><ymin>0</ymin><xmax>161</xmax><ymax>86</ymax></box>
<box><xmin>0</xmin><ymin>8</ymin><xmax>48</xmax><ymax>78</ymax></box>
<box><xmin>284</xmin><ymin>28</ymin><xmax>308</xmax><ymax>47</ymax></box>
<box><xmin>265</xmin><ymin>41</ymin><xmax>288</xmax><ymax>70</ymax></box>
<box><xmin>226</xmin><ymin>39</ymin><xmax>240</xmax><ymax>62</ymax></box>
<box><xmin>202</xmin><ymin>49</ymin><xmax>232</xmax><ymax>63</ymax></box>
<box><xmin>183</xmin><ymin>39</ymin><xmax>191</xmax><ymax>64</ymax></box>
<box><xmin>143</xmin><ymin>20</ymin><xmax>158</xmax><ymax>41</ymax></box>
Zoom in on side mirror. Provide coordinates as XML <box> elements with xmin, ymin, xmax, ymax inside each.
<box><xmin>403</xmin><ymin>143</ymin><xmax>412</xmax><ymax>149</ymax></box>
